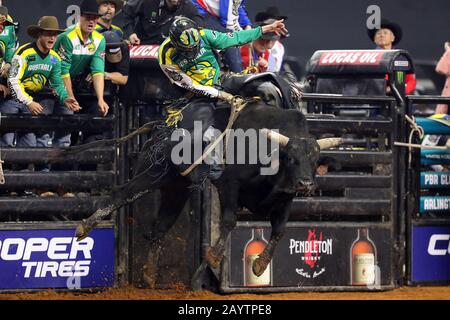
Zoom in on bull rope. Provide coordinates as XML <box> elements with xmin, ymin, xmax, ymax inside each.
<box><xmin>0</xmin><ymin>112</ymin><xmax>4</xmax><ymax>184</ymax></box>
<box><xmin>179</xmin><ymin>96</ymin><xmax>259</xmax><ymax>177</ymax></box>
<box><xmin>394</xmin><ymin>115</ymin><xmax>448</xmax><ymax>166</ymax></box>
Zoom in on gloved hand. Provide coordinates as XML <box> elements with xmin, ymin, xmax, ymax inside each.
<box><xmin>218</xmin><ymin>90</ymin><xmax>234</xmax><ymax>103</ymax></box>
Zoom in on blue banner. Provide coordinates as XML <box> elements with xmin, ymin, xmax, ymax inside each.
<box><xmin>420</xmin><ymin>196</ymin><xmax>450</xmax><ymax>214</ymax></box>
<box><xmin>412</xmin><ymin>225</ymin><xmax>450</xmax><ymax>283</ymax></box>
<box><xmin>416</xmin><ymin>116</ymin><xmax>450</xmax><ymax>135</ymax></box>
<box><xmin>421</xmin><ymin>149</ymin><xmax>450</xmax><ymax>165</ymax></box>
<box><xmin>420</xmin><ymin>172</ymin><xmax>450</xmax><ymax>188</ymax></box>
<box><xmin>0</xmin><ymin>228</ymin><xmax>115</xmax><ymax>289</ymax></box>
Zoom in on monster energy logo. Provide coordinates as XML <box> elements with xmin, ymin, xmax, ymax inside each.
<box><xmin>396</xmin><ymin>71</ymin><xmax>404</xmax><ymax>84</ymax></box>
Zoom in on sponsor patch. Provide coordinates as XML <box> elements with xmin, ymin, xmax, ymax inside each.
<box><xmin>9</xmin><ymin>59</ymin><xmax>19</xmax><ymax>78</ymax></box>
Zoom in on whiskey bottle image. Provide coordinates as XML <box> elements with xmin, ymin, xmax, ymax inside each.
<box><xmin>243</xmin><ymin>228</ymin><xmax>272</xmax><ymax>287</ymax></box>
<box><xmin>350</xmin><ymin>228</ymin><xmax>376</xmax><ymax>286</ymax></box>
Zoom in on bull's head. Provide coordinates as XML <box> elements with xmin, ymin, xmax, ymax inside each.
<box><xmin>261</xmin><ymin>129</ymin><xmax>343</xmax><ymax>195</ymax></box>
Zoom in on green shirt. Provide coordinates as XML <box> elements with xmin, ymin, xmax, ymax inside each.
<box><xmin>54</xmin><ymin>24</ymin><xmax>106</xmax><ymax>79</ymax></box>
<box><xmin>0</xmin><ymin>24</ymin><xmax>17</xmax><ymax>64</ymax></box>
<box><xmin>8</xmin><ymin>42</ymin><xmax>68</xmax><ymax>105</ymax></box>
<box><xmin>159</xmin><ymin>27</ymin><xmax>262</xmax><ymax>86</ymax></box>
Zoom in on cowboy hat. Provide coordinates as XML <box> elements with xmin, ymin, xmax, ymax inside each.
<box><xmin>254</xmin><ymin>7</ymin><xmax>289</xmax><ymax>38</ymax></box>
<box><xmin>26</xmin><ymin>16</ymin><xmax>64</xmax><ymax>38</ymax></box>
<box><xmin>0</xmin><ymin>6</ymin><xmax>14</xmax><ymax>26</ymax></box>
<box><xmin>254</xmin><ymin>6</ymin><xmax>288</xmax><ymax>23</ymax></box>
<box><xmin>80</xmin><ymin>0</ymin><xmax>103</xmax><ymax>17</ymax></box>
<box><xmin>367</xmin><ymin>18</ymin><xmax>403</xmax><ymax>46</ymax></box>
<box><xmin>255</xmin><ymin>18</ymin><xmax>281</xmax><ymax>41</ymax></box>
<box><xmin>96</xmin><ymin>0</ymin><xmax>124</xmax><ymax>12</ymax></box>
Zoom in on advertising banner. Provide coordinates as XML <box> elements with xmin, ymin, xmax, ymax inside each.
<box><xmin>420</xmin><ymin>172</ymin><xmax>450</xmax><ymax>189</ymax></box>
<box><xmin>420</xmin><ymin>196</ymin><xmax>450</xmax><ymax>214</ymax></box>
<box><xmin>412</xmin><ymin>225</ymin><xmax>450</xmax><ymax>283</ymax></box>
<box><xmin>227</xmin><ymin>225</ymin><xmax>392</xmax><ymax>288</ymax></box>
<box><xmin>421</xmin><ymin>149</ymin><xmax>450</xmax><ymax>166</ymax></box>
<box><xmin>0</xmin><ymin>228</ymin><xmax>115</xmax><ymax>289</ymax></box>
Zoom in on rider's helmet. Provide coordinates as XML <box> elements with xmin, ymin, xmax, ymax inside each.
<box><xmin>169</xmin><ymin>16</ymin><xmax>201</xmax><ymax>61</ymax></box>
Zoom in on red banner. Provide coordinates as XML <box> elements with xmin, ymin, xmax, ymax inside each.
<box><xmin>318</xmin><ymin>50</ymin><xmax>385</xmax><ymax>66</ymax></box>
<box><xmin>129</xmin><ymin>45</ymin><xmax>160</xmax><ymax>59</ymax></box>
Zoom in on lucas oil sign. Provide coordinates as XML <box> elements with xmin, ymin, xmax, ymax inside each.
<box><xmin>318</xmin><ymin>51</ymin><xmax>384</xmax><ymax>66</ymax></box>
<box><xmin>0</xmin><ymin>228</ymin><xmax>114</xmax><ymax>289</ymax></box>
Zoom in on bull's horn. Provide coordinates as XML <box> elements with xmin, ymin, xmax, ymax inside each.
<box><xmin>261</xmin><ymin>128</ymin><xmax>290</xmax><ymax>146</ymax></box>
<box><xmin>317</xmin><ymin>138</ymin><xmax>344</xmax><ymax>150</ymax></box>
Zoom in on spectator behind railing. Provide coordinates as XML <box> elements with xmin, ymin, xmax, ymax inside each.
<box><xmin>192</xmin><ymin>0</ymin><xmax>252</xmax><ymax>72</ymax></box>
<box><xmin>0</xmin><ymin>5</ymin><xmax>17</xmax><ymax>78</ymax></box>
<box><xmin>367</xmin><ymin>18</ymin><xmax>417</xmax><ymax>95</ymax></box>
<box><xmin>53</xmin><ymin>0</ymin><xmax>109</xmax><ymax>148</ymax></box>
<box><xmin>0</xmin><ymin>16</ymin><xmax>79</xmax><ymax>152</ymax></box>
<box><xmin>435</xmin><ymin>42</ymin><xmax>450</xmax><ymax>114</ymax></box>
<box><xmin>121</xmin><ymin>0</ymin><xmax>203</xmax><ymax>45</ymax></box>
<box><xmin>95</xmin><ymin>0</ymin><xmax>125</xmax><ymax>39</ymax></box>
<box><xmin>83</xmin><ymin>30</ymin><xmax>129</xmax><ymax>143</ymax></box>
<box><xmin>254</xmin><ymin>6</ymin><xmax>289</xmax><ymax>73</ymax></box>
<box><xmin>102</xmin><ymin>30</ymin><xmax>129</xmax><ymax>86</ymax></box>
<box><xmin>240</xmin><ymin>18</ymin><xmax>279</xmax><ymax>73</ymax></box>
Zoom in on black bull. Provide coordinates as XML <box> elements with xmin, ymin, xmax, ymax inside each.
<box><xmin>75</xmin><ymin>80</ymin><xmax>342</xmax><ymax>280</ymax></box>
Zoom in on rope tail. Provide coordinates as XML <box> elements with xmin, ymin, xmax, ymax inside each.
<box><xmin>49</xmin><ymin>120</ymin><xmax>162</xmax><ymax>161</ymax></box>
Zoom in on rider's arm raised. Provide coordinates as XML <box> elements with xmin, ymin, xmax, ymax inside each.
<box><xmin>200</xmin><ymin>27</ymin><xmax>262</xmax><ymax>51</ymax></box>
<box><xmin>201</xmin><ymin>19</ymin><xmax>288</xmax><ymax>51</ymax></box>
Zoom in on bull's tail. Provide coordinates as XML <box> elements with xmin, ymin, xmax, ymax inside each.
<box><xmin>50</xmin><ymin>120</ymin><xmax>162</xmax><ymax>161</ymax></box>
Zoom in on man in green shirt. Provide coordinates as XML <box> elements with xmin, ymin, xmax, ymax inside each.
<box><xmin>53</xmin><ymin>0</ymin><xmax>109</xmax><ymax>146</ymax></box>
<box><xmin>0</xmin><ymin>6</ymin><xmax>17</xmax><ymax>92</ymax></box>
<box><xmin>0</xmin><ymin>16</ymin><xmax>79</xmax><ymax>148</ymax></box>
<box><xmin>158</xmin><ymin>16</ymin><xmax>287</xmax><ymax>183</ymax></box>
<box><xmin>159</xmin><ymin>16</ymin><xmax>287</xmax><ymax>102</ymax></box>
<box><xmin>54</xmin><ymin>0</ymin><xmax>109</xmax><ymax>117</ymax></box>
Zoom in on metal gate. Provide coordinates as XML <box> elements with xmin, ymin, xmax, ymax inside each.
<box><xmin>0</xmin><ymin>90</ymin><xmax>125</xmax><ymax>291</ymax></box>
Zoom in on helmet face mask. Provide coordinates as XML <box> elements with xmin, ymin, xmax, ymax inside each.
<box><xmin>177</xmin><ymin>44</ymin><xmax>200</xmax><ymax>61</ymax></box>
<box><xmin>169</xmin><ymin>17</ymin><xmax>201</xmax><ymax>61</ymax></box>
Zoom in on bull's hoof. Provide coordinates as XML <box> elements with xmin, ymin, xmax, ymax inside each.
<box><xmin>252</xmin><ymin>256</ymin><xmax>269</xmax><ymax>277</ymax></box>
<box><xmin>205</xmin><ymin>246</ymin><xmax>224</xmax><ymax>270</ymax></box>
<box><xmin>75</xmin><ymin>220</ymin><xmax>90</xmax><ymax>242</ymax></box>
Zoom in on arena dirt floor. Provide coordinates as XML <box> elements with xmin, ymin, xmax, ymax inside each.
<box><xmin>0</xmin><ymin>285</ymin><xmax>449</xmax><ymax>300</ymax></box>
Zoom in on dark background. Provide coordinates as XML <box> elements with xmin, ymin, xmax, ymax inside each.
<box><xmin>5</xmin><ymin>0</ymin><xmax>450</xmax><ymax>70</ymax></box>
